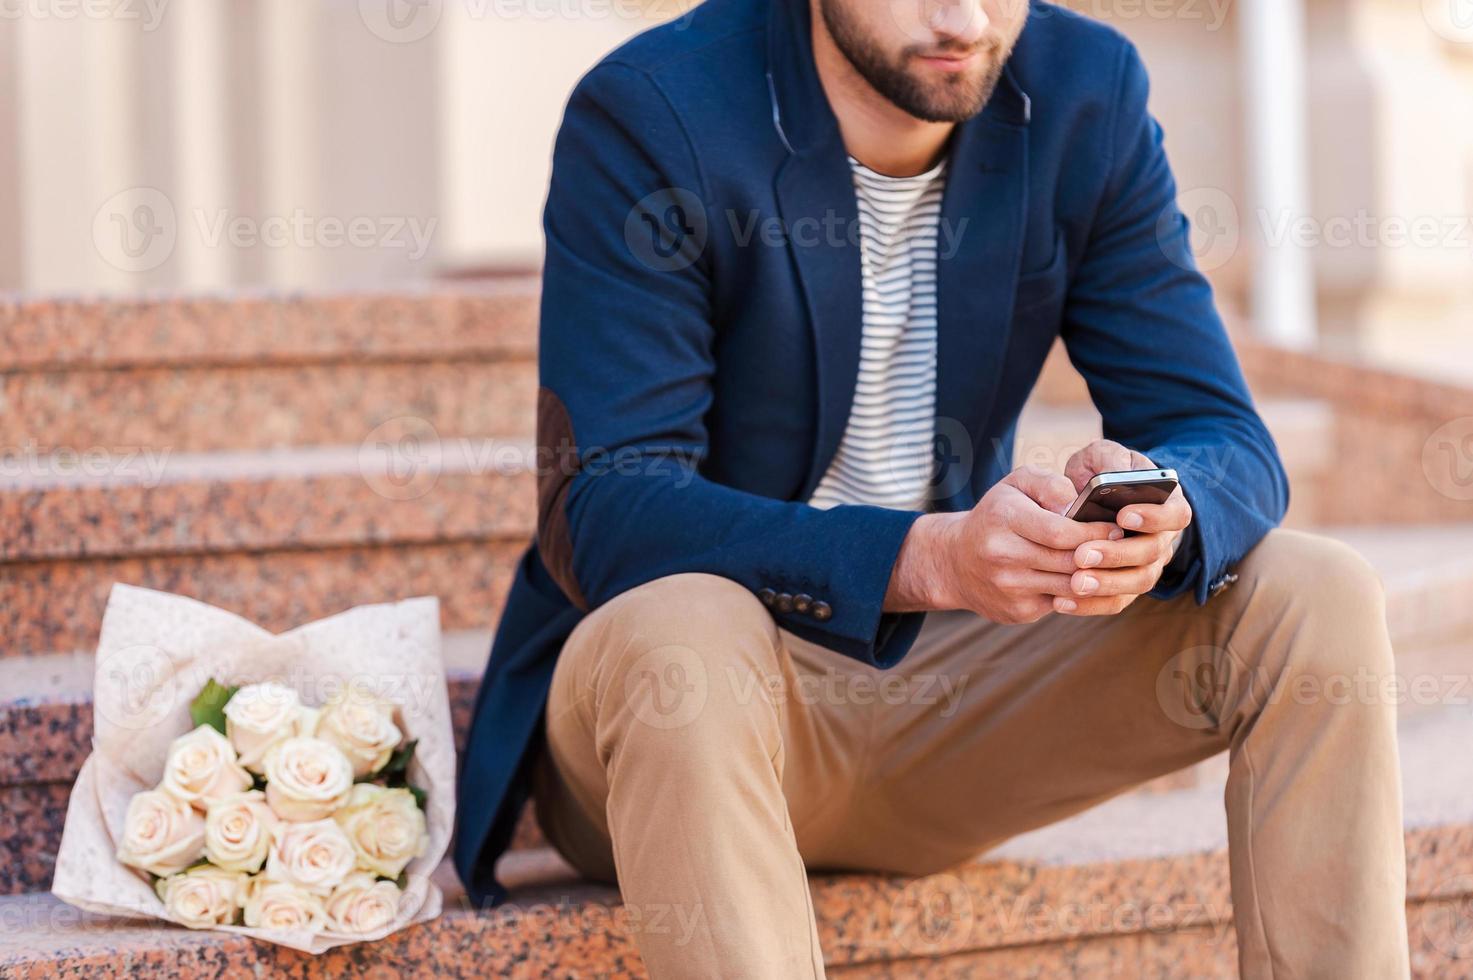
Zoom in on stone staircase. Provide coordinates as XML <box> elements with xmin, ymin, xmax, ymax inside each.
<box><xmin>2</xmin><ymin>284</ymin><xmax>1472</xmax><ymax>976</ymax></box>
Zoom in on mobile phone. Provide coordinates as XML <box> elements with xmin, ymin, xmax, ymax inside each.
<box><xmin>1064</xmin><ymin>468</ymin><xmax>1179</xmax><ymax>524</ymax></box>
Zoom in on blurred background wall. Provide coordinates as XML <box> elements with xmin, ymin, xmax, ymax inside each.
<box><xmin>0</xmin><ymin>0</ymin><xmax>1468</xmax><ymax>378</ymax></box>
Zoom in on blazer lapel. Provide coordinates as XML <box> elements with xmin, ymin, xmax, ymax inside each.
<box><xmin>932</xmin><ymin>72</ymin><xmax>1032</xmax><ymax>512</ymax></box>
<box><xmin>766</xmin><ymin>0</ymin><xmax>867</xmax><ymax>498</ymax></box>
<box><xmin>776</xmin><ymin>153</ymin><xmax>866</xmax><ymax>499</ymax></box>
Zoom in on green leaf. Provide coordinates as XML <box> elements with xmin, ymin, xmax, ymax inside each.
<box><xmin>406</xmin><ymin>784</ymin><xmax>427</xmax><ymax>810</ymax></box>
<box><xmin>189</xmin><ymin>679</ymin><xmax>239</xmax><ymax>735</ymax></box>
<box><xmin>376</xmin><ymin>739</ymin><xmax>418</xmax><ymax>781</ymax></box>
<box><xmin>394</xmin><ymin>870</ymin><xmax>409</xmax><ymax>889</ymax></box>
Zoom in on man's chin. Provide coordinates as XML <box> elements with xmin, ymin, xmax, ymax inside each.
<box><xmin>899</xmin><ymin>73</ymin><xmax>996</xmax><ymax>123</ymax></box>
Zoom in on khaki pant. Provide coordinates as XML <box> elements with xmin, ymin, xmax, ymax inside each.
<box><xmin>535</xmin><ymin>529</ymin><xmax>1410</xmax><ymax>978</ymax></box>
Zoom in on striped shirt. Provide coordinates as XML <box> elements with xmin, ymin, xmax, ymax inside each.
<box><xmin>809</xmin><ymin>156</ymin><xmax>946</xmax><ymax>513</ymax></box>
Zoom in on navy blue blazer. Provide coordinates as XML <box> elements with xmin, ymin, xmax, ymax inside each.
<box><xmin>454</xmin><ymin>0</ymin><xmax>1288</xmax><ymax>905</ymax></box>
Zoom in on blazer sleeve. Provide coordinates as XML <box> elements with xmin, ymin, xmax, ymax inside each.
<box><xmin>1060</xmin><ymin>41</ymin><xmax>1290</xmax><ymax>603</ymax></box>
<box><xmin>534</xmin><ymin>61</ymin><xmax>925</xmax><ymax>666</ymax></box>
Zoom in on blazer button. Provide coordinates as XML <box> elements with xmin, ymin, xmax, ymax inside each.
<box><xmin>810</xmin><ymin>601</ymin><xmax>833</xmax><ymax>622</ymax></box>
<box><xmin>793</xmin><ymin>593</ymin><xmax>813</xmax><ymax>613</ymax></box>
<box><xmin>757</xmin><ymin>588</ymin><xmax>777</xmax><ymax>607</ymax></box>
<box><xmin>774</xmin><ymin>592</ymin><xmax>795</xmax><ymax>613</ymax></box>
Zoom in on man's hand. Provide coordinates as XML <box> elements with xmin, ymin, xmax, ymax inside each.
<box><xmin>886</xmin><ymin>465</ymin><xmax>1121</xmax><ymax>624</ymax></box>
<box><xmin>1054</xmin><ymin>439</ymin><xmax>1193</xmax><ymax>617</ymax></box>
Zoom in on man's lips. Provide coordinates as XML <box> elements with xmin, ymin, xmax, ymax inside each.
<box><xmin>914</xmin><ymin>50</ymin><xmax>981</xmax><ymax>73</ymax></box>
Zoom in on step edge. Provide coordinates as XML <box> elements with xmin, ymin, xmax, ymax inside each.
<box><xmin>1</xmin><ymin>820</ymin><xmax>1468</xmax><ymax>969</ymax></box>
<box><xmin>0</xmin><ymin>439</ymin><xmax>538</xmax><ymax>493</ymax></box>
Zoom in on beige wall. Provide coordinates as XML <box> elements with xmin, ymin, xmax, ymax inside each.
<box><xmin>1305</xmin><ymin>0</ymin><xmax>1473</xmax><ymax>376</ymax></box>
<box><xmin>0</xmin><ymin>16</ymin><xmax>22</xmax><ymax>287</ymax></box>
<box><xmin>441</xmin><ymin>2</ymin><xmax>653</xmax><ymax>269</ymax></box>
<box><xmin>4</xmin><ymin>0</ymin><xmax>442</xmax><ymax>294</ymax></box>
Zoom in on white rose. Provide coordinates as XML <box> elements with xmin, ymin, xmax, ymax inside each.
<box><xmin>241</xmin><ymin>876</ymin><xmax>326</xmax><ymax>934</ymax></box>
<box><xmin>156</xmin><ymin>865</ymin><xmax>246</xmax><ymax>929</ymax></box>
<box><xmin>204</xmin><ymin>790</ymin><xmax>278</xmax><ymax>873</ymax></box>
<box><xmin>159</xmin><ymin>725</ymin><xmax>252</xmax><ymax>811</ymax></box>
<box><xmin>334</xmin><ymin>784</ymin><xmax>428</xmax><ymax>878</ymax></box>
<box><xmin>266</xmin><ymin>818</ymin><xmax>356</xmax><ymax>895</ymax></box>
<box><xmin>263</xmin><ymin>736</ymin><xmax>353</xmax><ymax>821</ymax></box>
<box><xmin>314</xmin><ymin>693</ymin><xmax>402</xmax><ymax>778</ymax></box>
<box><xmin>224</xmin><ymin>682</ymin><xmax>310</xmax><ymax>773</ymax></box>
<box><xmin>324</xmin><ymin>871</ymin><xmax>401</xmax><ymax>935</ymax></box>
<box><xmin>117</xmin><ymin>789</ymin><xmax>206</xmax><ymax>877</ymax></box>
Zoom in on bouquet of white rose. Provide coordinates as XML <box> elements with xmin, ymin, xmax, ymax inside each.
<box><xmin>52</xmin><ymin>585</ymin><xmax>455</xmax><ymax>953</ymax></box>
<box><xmin>116</xmin><ymin>678</ymin><xmax>429</xmax><ymax>935</ymax></box>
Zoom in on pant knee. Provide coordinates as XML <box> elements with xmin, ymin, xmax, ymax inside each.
<box><xmin>1233</xmin><ymin>529</ymin><xmax>1394</xmax><ymax>685</ymax></box>
<box><xmin>1239</xmin><ymin>529</ymin><xmax>1383</xmax><ymax>606</ymax></box>
<box><xmin>559</xmin><ymin>573</ymin><xmax>787</xmax><ymax>754</ymax></box>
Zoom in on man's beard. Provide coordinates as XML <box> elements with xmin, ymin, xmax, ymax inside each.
<box><xmin>819</xmin><ymin>0</ymin><xmax>1006</xmax><ymax>123</ymax></box>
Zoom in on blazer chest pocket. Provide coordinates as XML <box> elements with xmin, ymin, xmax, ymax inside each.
<box><xmin>1013</xmin><ymin>230</ymin><xmax>1069</xmax><ymax>320</ymax></box>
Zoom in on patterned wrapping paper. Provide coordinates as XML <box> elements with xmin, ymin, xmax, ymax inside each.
<box><xmin>52</xmin><ymin>584</ymin><xmax>455</xmax><ymax>953</ymax></box>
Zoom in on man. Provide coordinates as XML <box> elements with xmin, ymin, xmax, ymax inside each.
<box><xmin>455</xmin><ymin>0</ymin><xmax>1409</xmax><ymax>975</ymax></box>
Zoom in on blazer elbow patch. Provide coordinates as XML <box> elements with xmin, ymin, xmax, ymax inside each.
<box><xmin>536</xmin><ymin>386</ymin><xmax>589</xmax><ymax>610</ymax></box>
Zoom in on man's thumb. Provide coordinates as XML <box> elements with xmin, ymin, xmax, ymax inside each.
<box><xmin>1004</xmin><ymin>465</ymin><xmax>1079</xmax><ymax>515</ymax></box>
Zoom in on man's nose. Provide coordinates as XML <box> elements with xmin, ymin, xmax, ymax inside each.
<box><xmin>928</xmin><ymin>0</ymin><xmax>990</xmax><ymax>46</ymax></box>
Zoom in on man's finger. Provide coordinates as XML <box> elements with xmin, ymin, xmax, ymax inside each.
<box><xmin>1074</xmin><ymin>532</ymin><xmax>1173</xmax><ymax>570</ymax></box>
<box><xmin>1068</xmin><ymin>564</ymin><xmax>1161</xmax><ymax>598</ymax></box>
<box><xmin>1009</xmin><ymin>501</ymin><xmax>1118</xmax><ymax>550</ymax></box>
<box><xmin>1116</xmin><ymin>490</ymin><xmax>1193</xmax><ymax>534</ymax></box>
<box><xmin>1007</xmin><ymin>539</ymin><xmax>1092</xmax><ymax>575</ymax></box>
<box><xmin>1053</xmin><ymin>593</ymin><xmax>1140</xmax><ymax>617</ymax></box>
<box><xmin>1064</xmin><ymin>440</ymin><xmax>1135</xmax><ymax>492</ymax></box>
<box><xmin>1003</xmin><ymin>465</ymin><xmax>1081</xmax><ymax>515</ymax></box>
<box><xmin>1007</xmin><ymin>571</ymin><xmax>1077</xmax><ymax>597</ymax></box>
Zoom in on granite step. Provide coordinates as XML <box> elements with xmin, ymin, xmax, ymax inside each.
<box><xmin>4</xmin><ymin>702</ymin><xmax>1473</xmax><ymax>977</ymax></box>
<box><xmin>3</xmin><ymin>359</ymin><xmax>538</xmax><ymax>454</ymax></box>
<box><xmin>0</xmin><ymin>441</ymin><xmax>537</xmax><ymax>562</ymax></box>
<box><xmin>0</xmin><ymin>435</ymin><xmax>536</xmax><ymax>656</ymax></box>
<box><xmin>0</xmin><ymin>284</ymin><xmax>538</xmax><ymax>373</ymax></box>
<box><xmin>0</xmin><ymin>539</ymin><xmax>525</xmax><ymax>658</ymax></box>
<box><xmin>1329</xmin><ymin>524</ymin><xmax>1473</xmax><ymax>651</ymax></box>
<box><xmin>1236</xmin><ymin>340</ymin><xmax>1473</xmax><ymax>528</ymax></box>
<box><xmin>0</xmin><ymin>285</ymin><xmax>539</xmax><ymax>454</ymax></box>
